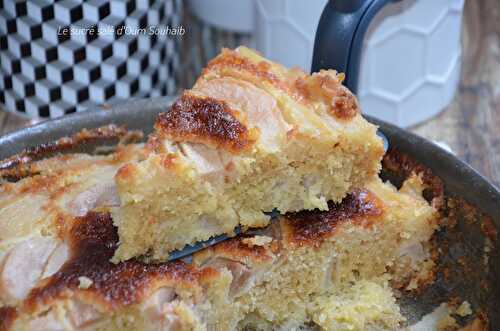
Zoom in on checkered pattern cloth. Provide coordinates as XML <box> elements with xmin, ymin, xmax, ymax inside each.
<box><xmin>0</xmin><ymin>0</ymin><xmax>182</xmax><ymax>118</ymax></box>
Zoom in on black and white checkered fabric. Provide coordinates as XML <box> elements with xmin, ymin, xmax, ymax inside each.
<box><xmin>0</xmin><ymin>0</ymin><xmax>182</xmax><ymax>118</ymax></box>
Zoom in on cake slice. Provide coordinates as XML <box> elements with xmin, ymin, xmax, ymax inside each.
<box><xmin>112</xmin><ymin>47</ymin><xmax>384</xmax><ymax>261</ymax></box>
<box><xmin>0</xmin><ymin>154</ymin><xmax>439</xmax><ymax>331</ymax></box>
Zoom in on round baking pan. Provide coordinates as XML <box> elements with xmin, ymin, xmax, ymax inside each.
<box><xmin>0</xmin><ymin>97</ymin><xmax>498</xmax><ymax>328</ymax></box>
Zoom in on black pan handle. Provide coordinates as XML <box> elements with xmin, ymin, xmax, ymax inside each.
<box><xmin>311</xmin><ymin>0</ymin><xmax>394</xmax><ymax>93</ymax></box>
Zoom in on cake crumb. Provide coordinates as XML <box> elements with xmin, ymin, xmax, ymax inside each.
<box><xmin>437</xmin><ymin>315</ymin><xmax>458</xmax><ymax>331</ymax></box>
<box><xmin>405</xmin><ymin>277</ymin><xmax>419</xmax><ymax>291</ymax></box>
<box><xmin>455</xmin><ymin>301</ymin><xmax>472</xmax><ymax>317</ymax></box>
<box><xmin>242</xmin><ymin>235</ymin><xmax>273</xmax><ymax>247</ymax></box>
<box><xmin>400</xmin><ymin>231</ymin><xmax>411</xmax><ymax>239</ymax></box>
<box><xmin>78</xmin><ymin>276</ymin><xmax>93</xmax><ymax>289</ymax></box>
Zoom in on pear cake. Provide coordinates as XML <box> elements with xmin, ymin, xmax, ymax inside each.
<box><xmin>112</xmin><ymin>47</ymin><xmax>384</xmax><ymax>262</ymax></box>
<box><xmin>0</xmin><ymin>138</ymin><xmax>438</xmax><ymax>331</ymax></box>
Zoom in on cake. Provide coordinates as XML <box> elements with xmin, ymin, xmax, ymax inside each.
<box><xmin>0</xmin><ymin>130</ymin><xmax>144</xmax><ymax>308</ymax></box>
<box><xmin>0</xmin><ymin>138</ymin><xmax>438</xmax><ymax>330</ymax></box>
<box><xmin>112</xmin><ymin>47</ymin><xmax>384</xmax><ymax>262</ymax></box>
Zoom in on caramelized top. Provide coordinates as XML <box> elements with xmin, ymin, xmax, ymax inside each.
<box><xmin>283</xmin><ymin>190</ymin><xmax>384</xmax><ymax>247</ymax></box>
<box><xmin>203</xmin><ymin>49</ymin><xmax>285</xmax><ymax>89</ymax></box>
<box><xmin>0</xmin><ymin>125</ymin><xmax>142</xmax><ymax>182</ymax></box>
<box><xmin>156</xmin><ymin>93</ymin><xmax>256</xmax><ymax>154</ymax></box>
<box><xmin>293</xmin><ymin>71</ymin><xmax>359</xmax><ymax>120</ymax></box>
<box><xmin>26</xmin><ymin>212</ymin><xmax>202</xmax><ymax>312</ymax></box>
<box><xmin>204</xmin><ymin>48</ymin><xmax>359</xmax><ymax>120</ymax></box>
<box><xmin>328</xmin><ymin>85</ymin><xmax>359</xmax><ymax>119</ymax></box>
<box><xmin>0</xmin><ymin>307</ymin><xmax>16</xmax><ymax>331</ymax></box>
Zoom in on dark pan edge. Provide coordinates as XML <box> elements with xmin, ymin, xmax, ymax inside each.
<box><xmin>366</xmin><ymin>115</ymin><xmax>500</xmax><ymax>222</ymax></box>
<box><xmin>0</xmin><ymin>97</ymin><xmax>174</xmax><ymax>160</ymax></box>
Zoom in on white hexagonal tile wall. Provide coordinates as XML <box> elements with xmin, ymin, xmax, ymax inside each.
<box><xmin>358</xmin><ymin>0</ymin><xmax>464</xmax><ymax>127</ymax></box>
<box><xmin>402</xmin><ymin>0</ymin><xmax>449</xmax><ymax>33</ymax></box>
<box><xmin>286</xmin><ymin>1</ymin><xmax>325</xmax><ymax>38</ymax></box>
<box><xmin>267</xmin><ymin>20</ymin><xmax>310</xmax><ymax>70</ymax></box>
<box><xmin>370</xmin><ymin>29</ymin><xmax>425</xmax><ymax>99</ymax></box>
<box><xmin>255</xmin><ymin>0</ymin><xmax>327</xmax><ymax>71</ymax></box>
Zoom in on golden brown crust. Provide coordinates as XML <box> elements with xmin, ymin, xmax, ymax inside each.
<box><xmin>0</xmin><ymin>143</ymin><xmax>145</xmax><ymax>243</ymax></box>
<box><xmin>114</xmin><ymin>163</ymin><xmax>137</xmax><ymax>182</ymax></box>
<box><xmin>0</xmin><ymin>307</ymin><xmax>17</xmax><ymax>331</ymax></box>
<box><xmin>0</xmin><ymin>125</ymin><xmax>143</xmax><ymax>182</ymax></box>
<box><xmin>282</xmin><ymin>190</ymin><xmax>384</xmax><ymax>247</ymax></box>
<box><xmin>294</xmin><ymin>71</ymin><xmax>359</xmax><ymax>120</ymax></box>
<box><xmin>26</xmin><ymin>212</ymin><xmax>203</xmax><ymax>312</ymax></box>
<box><xmin>16</xmin><ymin>175</ymin><xmax>54</xmax><ymax>195</ymax></box>
<box><xmin>202</xmin><ymin>48</ymin><xmax>308</xmax><ymax>108</ymax></box>
<box><xmin>327</xmin><ymin>86</ymin><xmax>358</xmax><ymax>120</ymax></box>
<box><xmin>155</xmin><ymin>93</ymin><xmax>257</xmax><ymax>154</ymax></box>
<box><xmin>204</xmin><ymin>48</ymin><xmax>359</xmax><ymax>121</ymax></box>
<box><xmin>144</xmin><ymin>134</ymin><xmax>165</xmax><ymax>155</ymax></box>
<box><xmin>203</xmin><ymin>49</ymin><xmax>285</xmax><ymax>90</ymax></box>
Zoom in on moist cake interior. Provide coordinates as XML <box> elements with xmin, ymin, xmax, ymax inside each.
<box><xmin>111</xmin><ymin>47</ymin><xmax>384</xmax><ymax>262</ymax></box>
<box><xmin>0</xmin><ymin>140</ymin><xmax>438</xmax><ymax>330</ymax></box>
